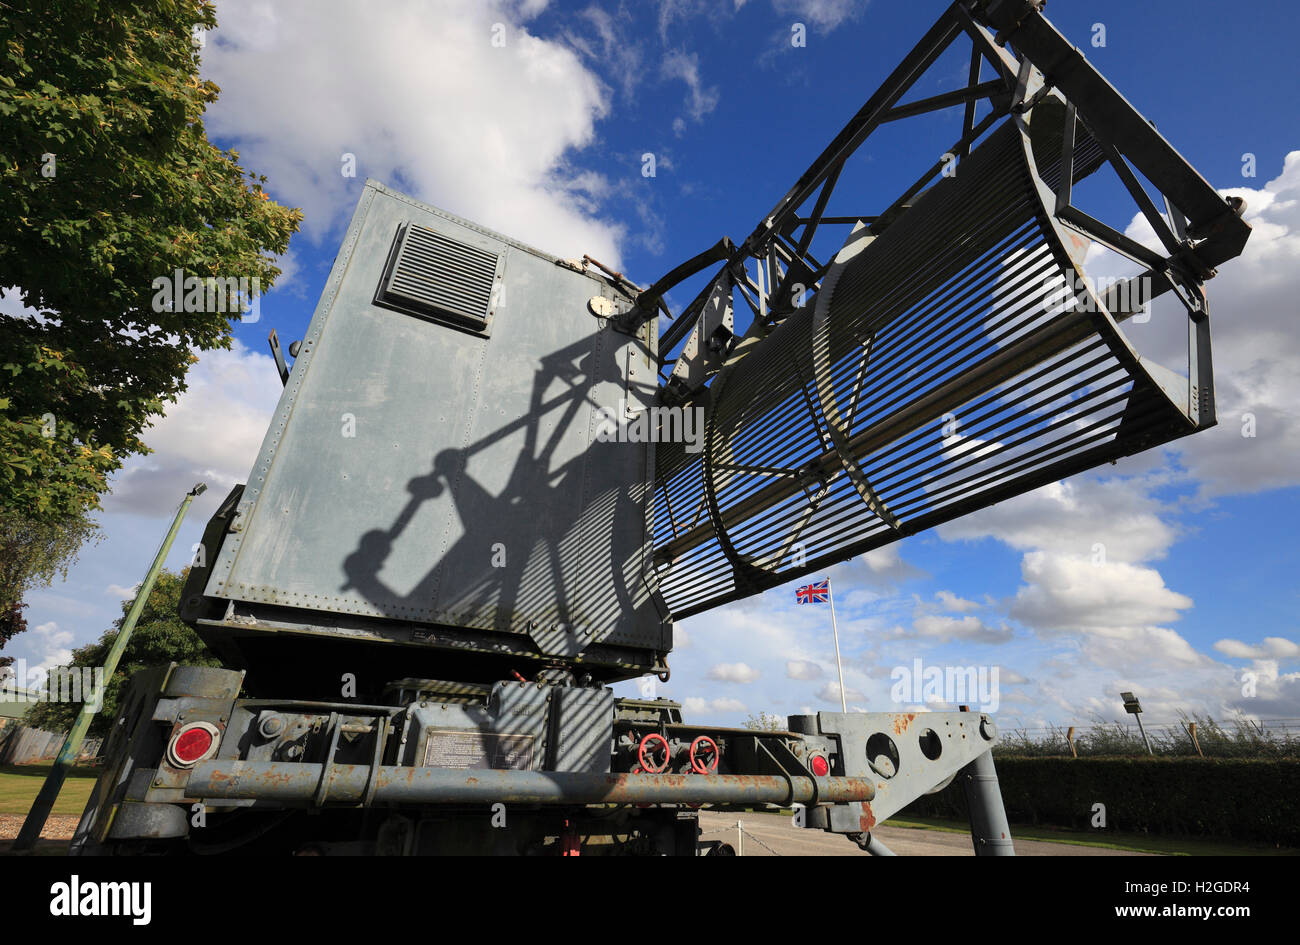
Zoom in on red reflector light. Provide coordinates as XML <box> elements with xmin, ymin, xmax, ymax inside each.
<box><xmin>810</xmin><ymin>754</ymin><xmax>830</xmax><ymax>778</ymax></box>
<box><xmin>175</xmin><ymin>728</ymin><xmax>213</xmax><ymax>761</ymax></box>
<box><xmin>167</xmin><ymin>721</ymin><xmax>219</xmax><ymax>767</ymax></box>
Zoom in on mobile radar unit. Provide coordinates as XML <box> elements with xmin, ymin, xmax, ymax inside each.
<box><xmin>72</xmin><ymin>0</ymin><xmax>1250</xmax><ymax>855</ymax></box>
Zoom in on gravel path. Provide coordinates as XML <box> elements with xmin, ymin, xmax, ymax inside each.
<box><xmin>0</xmin><ymin>813</ymin><xmax>80</xmax><ymax>841</ymax></box>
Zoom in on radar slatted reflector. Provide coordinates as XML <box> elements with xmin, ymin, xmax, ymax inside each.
<box><xmin>652</xmin><ymin>120</ymin><xmax>1195</xmax><ymax>618</ymax></box>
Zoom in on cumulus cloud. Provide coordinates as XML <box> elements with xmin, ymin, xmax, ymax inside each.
<box><xmin>1009</xmin><ymin>552</ymin><xmax>1192</xmax><ymax>633</ymax></box>
<box><xmin>1226</xmin><ymin>660</ymin><xmax>1300</xmax><ymax>717</ymax></box>
<box><xmin>706</xmin><ymin>661</ymin><xmax>760</xmax><ymax>683</ymax></box>
<box><xmin>939</xmin><ymin>477</ymin><xmax>1178</xmax><ymax>564</ymax></box>
<box><xmin>1214</xmin><ymin>637</ymin><xmax>1300</xmax><ymax>661</ymax></box>
<box><xmin>910</xmin><ymin>614</ymin><xmax>1013</xmax><ymax>645</ymax></box>
<box><xmin>785</xmin><ymin>659</ymin><xmax>823</xmax><ymax>680</ymax></box>
<box><xmin>833</xmin><ymin>545</ymin><xmax>928</xmax><ymax>594</ymax></box>
<box><xmin>203</xmin><ymin>0</ymin><xmax>622</xmax><ymax>263</ymax></box>
<box><xmin>935</xmin><ymin>590</ymin><xmax>979</xmax><ymax>612</ymax></box>
<box><xmin>22</xmin><ymin>622</ymin><xmax>76</xmax><ymax>686</ymax></box>
<box><xmin>108</xmin><ymin>341</ymin><xmax>282</xmax><ymax>518</ymax></box>
<box><xmin>1084</xmin><ymin>152</ymin><xmax>1300</xmax><ymax>499</ymax></box>
<box><xmin>815</xmin><ymin>681</ymin><xmax>864</xmax><ymax>703</ymax></box>
<box><xmin>683</xmin><ymin>696</ymin><xmax>747</xmax><ymax>715</ymax></box>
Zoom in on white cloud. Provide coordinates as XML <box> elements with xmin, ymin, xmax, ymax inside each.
<box><xmin>24</xmin><ymin>622</ymin><xmax>75</xmax><ymax>686</ymax></box>
<box><xmin>108</xmin><ymin>341</ymin><xmax>282</xmax><ymax>518</ymax></box>
<box><xmin>204</xmin><ymin>0</ymin><xmax>622</xmax><ymax>264</ymax></box>
<box><xmin>1084</xmin><ymin>152</ymin><xmax>1300</xmax><ymax>499</ymax></box>
<box><xmin>706</xmin><ymin>661</ymin><xmax>760</xmax><ymax>683</ymax></box>
<box><xmin>934</xmin><ymin>590</ymin><xmax>979</xmax><ymax>613</ymax></box>
<box><xmin>815</xmin><ymin>681</ymin><xmax>864</xmax><ymax>703</ymax></box>
<box><xmin>939</xmin><ymin>477</ymin><xmax>1178</xmax><ymax>564</ymax></box>
<box><xmin>683</xmin><ymin>695</ymin><xmax>747</xmax><ymax>715</ymax></box>
<box><xmin>772</xmin><ymin>0</ymin><xmax>863</xmax><ymax>31</ymax></box>
<box><xmin>660</xmin><ymin>49</ymin><xmax>719</xmax><ymax>125</ymax></box>
<box><xmin>834</xmin><ymin>544</ymin><xmax>928</xmax><ymax>592</ymax></box>
<box><xmin>1214</xmin><ymin>637</ymin><xmax>1300</xmax><ymax>661</ymax></box>
<box><xmin>1225</xmin><ymin>660</ymin><xmax>1300</xmax><ymax>717</ymax></box>
<box><xmin>910</xmin><ymin>614</ymin><xmax>1013</xmax><ymax>645</ymax></box>
<box><xmin>1010</xmin><ymin>552</ymin><xmax>1192</xmax><ymax>634</ymax></box>
<box><xmin>105</xmin><ymin>583</ymin><xmax>139</xmax><ymax>599</ymax></box>
<box><xmin>785</xmin><ymin>659</ymin><xmax>822</xmax><ymax>680</ymax></box>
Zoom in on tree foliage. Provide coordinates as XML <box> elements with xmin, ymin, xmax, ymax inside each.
<box><xmin>744</xmin><ymin>711</ymin><xmax>787</xmax><ymax>732</ymax></box>
<box><xmin>0</xmin><ymin>504</ymin><xmax>99</xmax><ymax>610</ymax></box>
<box><xmin>24</xmin><ymin>568</ymin><xmax>223</xmax><ymax>738</ymax></box>
<box><xmin>0</xmin><ymin>505</ymin><xmax>99</xmax><ymax>668</ymax></box>
<box><xmin>0</xmin><ymin>0</ymin><xmax>302</xmax><ymax>526</ymax></box>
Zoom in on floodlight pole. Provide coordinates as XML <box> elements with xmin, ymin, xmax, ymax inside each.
<box><xmin>12</xmin><ymin>483</ymin><xmax>206</xmax><ymax>852</ymax></box>
<box><xmin>1121</xmin><ymin>691</ymin><xmax>1154</xmax><ymax>756</ymax></box>
<box><xmin>1134</xmin><ymin>712</ymin><xmax>1154</xmax><ymax>756</ymax></box>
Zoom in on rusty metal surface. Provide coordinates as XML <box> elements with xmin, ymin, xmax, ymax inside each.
<box><xmin>188</xmin><ymin>761</ymin><xmax>875</xmax><ymax>807</ymax></box>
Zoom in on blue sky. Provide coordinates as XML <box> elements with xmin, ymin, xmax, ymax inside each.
<box><xmin>9</xmin><ymin>0</ymin><xmax>1299</xmax><ymax>735</ymax></box>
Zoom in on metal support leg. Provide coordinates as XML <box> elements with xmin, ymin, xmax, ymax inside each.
<box><xmin>960</xmin><ymin>750</ymin><xmax>1015</xmax><ymax>856</ymax></box>
<box><xmin>862</xmin><ymin>833</ymin><xmax>896</xmax><ymax>856</ymax></box>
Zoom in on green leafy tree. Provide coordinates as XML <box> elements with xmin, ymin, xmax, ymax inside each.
<box><xmin>0</xmin><ymin>601</ymin><xmax>26</xmax><ymax>671</ymax></box>
<box><xmin>0</xmin><ymin>1</ymin><xmax>301</xmax><ymax>654</ymax></box>
<box><xmin>0</xmin><ymin>506</ymin><xmax>99</xmax><ymax>668</ymax></box>
<box><xmin>25</xmin><ymin>568</ymin><xmax>223</xmax><ymax>738</ymax></box>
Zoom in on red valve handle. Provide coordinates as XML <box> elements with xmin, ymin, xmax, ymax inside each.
<box><xmin>688</xmin><ymin>736</ymin><xmax>719</xmax><ymax>774</ymax></box>
<box><xmin>637</xmin><ymin>733</ymin><xmax>670</xmax><ymax>773</ymax></box>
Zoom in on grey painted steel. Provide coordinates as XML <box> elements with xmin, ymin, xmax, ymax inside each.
<box><xmin>399</xmin><ymin>681</ymin><xmax>551</xmax><ymax>770</ymax></box>
<box><xmin>551</xmin><ymin>686</ymin><xmax>617</xmax><ymax>773</ymax></box>
<box><xmin>795</xmin><ymin>711</ymin><xmax>1001</xmax><ymax>834</ymax></box>
<box><xmin>961</xmin><ymin>749</ymin><xmax>1015</xmax><ymax>856</ymax></box>
<box><xmin>200</xmin><ymin>181</ymin><xmax>668</xmax><ymax>669</ymax></box>
<box><xmin>106</xmin><ymin>801</ymin><xmax>189</xmax><ymax>841</ymax></box>
<box><xmin>69</xmin><ymin>664</ymin><xmax>246</xmax><ymax>853</ymax></box>
<box><xmin>862</xmin><ymin>833</ymin><xmax>897</xmax><ymax>856</ymax></box>
<box><xmin>187</xmin><ymin>761</ymin><xmax>875</xmax><ymax>807</ymax></box>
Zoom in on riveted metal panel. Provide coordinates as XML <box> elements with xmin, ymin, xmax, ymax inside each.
<box><xmin>203</xmin><ymin>181</ymin><xmax>669</xmax><ymax>668</ymax></box>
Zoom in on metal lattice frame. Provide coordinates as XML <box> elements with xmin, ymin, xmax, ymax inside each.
<box><xmin>647</xmin><ymin>0</ymin><xmax>1250</xmax><ymax>618</ymax></box>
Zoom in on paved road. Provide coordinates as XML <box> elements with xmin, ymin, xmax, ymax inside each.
<box><xmin>697</xmin><ymin>810</ymin><xmax>1154</xmax><ymax>856</ymax></box>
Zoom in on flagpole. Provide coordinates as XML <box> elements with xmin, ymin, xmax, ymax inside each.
<box><xmin>828</xmin><ymin>579</ymin><xmax>847</xmax><ymax>712</ymax></box>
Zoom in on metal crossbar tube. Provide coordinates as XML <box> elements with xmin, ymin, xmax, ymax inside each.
<box><xmin>187</xmin><ymin>762</ymin><xmax>876</xmax><ymax>807</ymax></box>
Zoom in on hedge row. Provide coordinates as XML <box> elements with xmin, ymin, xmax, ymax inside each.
<box><xmin>902</xmin><ymin>757</ymin><xmax>1300</xmax><ymax>847</ymax></box>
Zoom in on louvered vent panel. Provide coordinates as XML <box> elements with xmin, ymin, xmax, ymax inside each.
<box><xmin>379</xmin><ymin>224</ymin><xmax>498</xmax><ymax>328</ymax></box>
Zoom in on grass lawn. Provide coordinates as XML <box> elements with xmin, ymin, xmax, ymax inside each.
<box><xmin>0</xmin><ymin>764</ymin><xmax>99</xmax><ymax>817</ymax></box>
<box><xmin>883</xmin><ymin>814</ymin><xmax>1300</xmax><ymax>857</ymax></box>
<box><xmin>2</xmin><ymin>768</ymin><xmax>1293</xmax><ymax>856</ymax></box>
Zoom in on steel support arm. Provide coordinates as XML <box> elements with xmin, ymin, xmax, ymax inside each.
<box><xmin>187</xmin><ymin>762</ymin><xmax>875</xmax><ymax>807</ymax></box>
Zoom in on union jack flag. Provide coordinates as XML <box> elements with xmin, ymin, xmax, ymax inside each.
<box><xmin>796</xmin><ymin>580</ymin><xmax>829</xmax><ymax>604</ymax></box>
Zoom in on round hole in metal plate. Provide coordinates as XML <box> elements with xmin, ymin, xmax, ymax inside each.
<box><xmin>866</xmin><ymin>732</ymin><xmax>899</xmax><ymax>779</ymax></box>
